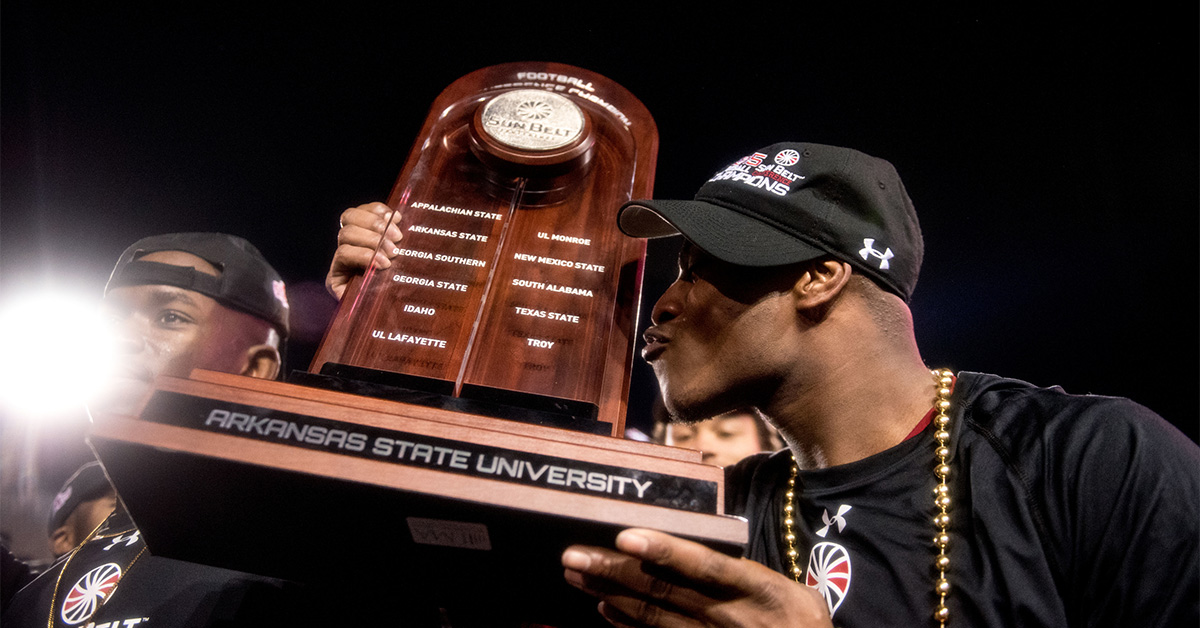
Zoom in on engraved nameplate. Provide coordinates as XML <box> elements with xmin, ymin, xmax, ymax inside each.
<box><xmin>140</xmin><ymin>390</ymin><xmax>719</xmax><ymax>513</ymax></box>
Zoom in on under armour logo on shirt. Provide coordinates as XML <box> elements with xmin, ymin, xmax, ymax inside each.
<box><xmin>859</xmin><ymin>239</ymin><xmax>894</xmax><ymax>270</ymax></box>
<box><xmin>816</xmin><ymin>505</ymin><xmax>853</xmax><ymax>537</ymax></box>
<box><xmin>103</xmin><ymin>530</ymin><xmax>141</xmax><ymax>551</ymax></box>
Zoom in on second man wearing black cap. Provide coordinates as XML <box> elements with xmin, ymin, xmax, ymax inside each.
<box><xmin>3</xmin><ymin>233</ymin><xmax>303</xmax><ymax>627</ymax></box>
<box><xmin>92</xmin><ymin>232</ymin><xmax>290</xmax><ymax>419</ymax></box>
<box><xmin>46</xmin><ymin>461</ymin><xmax>117</xmax><ymax>559</ymax></box>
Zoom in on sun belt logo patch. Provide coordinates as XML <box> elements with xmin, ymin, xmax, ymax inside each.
<box><xmin>774</xmin><ymin>149</ymin><xmax>800</xmax><ymax>166</ymax></box>
<box><xmin>51</xmin><ymin>486</ymin><xmax>73</xmax><ymax>514</ymax></box>
<box><xmin>272</xmin><ymin>279</ymin><xmax>290</xmax><ymax>310</ymax></box>
<box><xmin>61</xmin><ymin>562</ymin><xmax>122</xmax><ymax>625</ymax></box>
<box><xmin>707</xmin><ymin>151</ymin><xmax>807</xmax><ymax>197</ymax></box>
<box><xmin>806</xmin><ymin>542</ymin><xmax>852</xmax><ymax>617</ymax></box>
<box><xmin>859</xmin><ymin>238</ymin><xmax>894</xmax><ymax>270</ymax></box>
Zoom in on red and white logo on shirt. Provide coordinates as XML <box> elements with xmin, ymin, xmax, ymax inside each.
<box><xmin>61</xmin><ymin>563</ymin><xmax>122</xmax><ymax>625</ymax></box>
<box><xmin>806</xmin><ymin>542</ymin><xmax>852</xmax><ymax>616</ymax></box>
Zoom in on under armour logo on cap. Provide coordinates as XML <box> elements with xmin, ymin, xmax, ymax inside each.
<box><xmin>859</xmin><ymin>238</ymin><xmax>894</xmax><ymax>270</ymax></box>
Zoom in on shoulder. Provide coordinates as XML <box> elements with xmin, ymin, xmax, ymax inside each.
<box><xmin>952</xmin><ymin>372</ymin><xmax>1198</xmax><ymax>625</ymax></box>
<box><xmin>953</xmin><ymin>371</ymin><xmax>1196</xmax><ymax>466</ymax></box>
<box><xmin>952</xmin><ymin>370</ymin><xmax>1198</xmax><ymax>508</ymax></box>
<box><xmin>2</xmin><ymin>553</ymin><xmax>61</xmax><ymax>623</ymax></box>
<box><xmin>1</xmin><ymin>545</ymin><xmax>34</xmax><ymax>612</ymax></box>
<box><xmin>952</xmin><ymin>371</ymin><xmax>1199</xmax><ymax>562</ymax></box>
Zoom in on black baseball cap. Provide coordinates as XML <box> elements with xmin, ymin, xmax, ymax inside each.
<box><xmin>619</xmin><ymin>142</ymin><xmax>923</xmax><ymax>302</ymax></box>
<box><xmin>105</xmin><ymin>233</ymin><xmax>290</xmax><ymax>337</ymax></box>
<box><xmin>48</xmin><ymin>461</ymin><xmax>112</xmax><ymax>533</ymax></box>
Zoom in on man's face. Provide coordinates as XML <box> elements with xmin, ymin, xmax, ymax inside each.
<box><xmin>643</xmin><ymin>243</ymin><xmax>801</xmax><ymax>422</ymax></box>
<box><xmin>50</xmin><ymin>490</ymin><xmax>118</xmax><ymax>556</ymax></box>
<box><xmin>93</xmin><ymin>250</ymin><xmax>257</xmax><ymax>416</ymax></box>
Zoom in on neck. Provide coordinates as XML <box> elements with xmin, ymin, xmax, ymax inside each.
<box><xmin>765</xmin><ymin>323</ymin><xmax>934</xmax><ymax>470</ymax></box>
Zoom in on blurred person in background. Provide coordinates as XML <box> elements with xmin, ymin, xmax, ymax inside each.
<box><xmin>658</xmin><ymin>409</ymin><xmax>782</xmax><ymax>468</ymax></box>
<box><xmin>46</xmin><ymin>460</ymin><xmax>117</xmax><ymax>558</ymax></box>
<box><xmin>644</xmin><ymin>391</ymin><xmax>782</xmax><ymax>467</ymax></box>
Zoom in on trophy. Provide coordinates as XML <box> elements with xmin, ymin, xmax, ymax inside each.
<box><xmin>90</xmin><ymin>63</ymin><xmax>747</xmax><ymax>627</ymax></box>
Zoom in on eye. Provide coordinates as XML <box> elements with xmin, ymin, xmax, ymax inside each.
<box><xmin>676</xmin><ymin>258</ymin><xmax>694</xmax><ymax>283</ymax></box>
<box><xmin>670</xmin><ymin>428</ymin><xmax>696</xmax><ymax>444</ymax></box>
<box><xmin>677</xmin><ymin>248</ymin><xmax>708</xmax><ymax>283</ymax></box>
<box><xmin>156</xmin><ymin>310</ymin><xmax>194</xmax><ymax>327</ymax></box>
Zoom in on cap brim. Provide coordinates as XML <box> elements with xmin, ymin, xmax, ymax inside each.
<box><xmin>618</xmin><ymin>199</ymin><xmax>828</xmax><ymax>267</ymax></box>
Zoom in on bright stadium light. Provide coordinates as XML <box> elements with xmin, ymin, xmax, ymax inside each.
<box><xmin>0</xmin><ymin>290</ymin><xmax>118</xmax><ymax>420</ymax></box>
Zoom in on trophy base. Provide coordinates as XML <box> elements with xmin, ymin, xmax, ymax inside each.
<box><xmin>89</xmin><ymin>371</ymin><xmax>747</xmax><ymax>627</ymax></box>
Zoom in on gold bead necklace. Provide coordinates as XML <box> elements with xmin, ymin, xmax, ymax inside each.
<box><xmin>782</xmin><ymin>368</ymin><xmax>955</xmax><ymax>627</ymax></box>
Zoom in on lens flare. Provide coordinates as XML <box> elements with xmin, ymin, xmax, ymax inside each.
<box><xmin>0</xmin><ymin>291</ymin><xmax>118</xmax><ymax>420</ymax></box>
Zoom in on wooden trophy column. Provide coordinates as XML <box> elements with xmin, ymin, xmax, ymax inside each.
<box><xmin>89</xmin><ymin>63</ymin><xmax>747</xmax><ymax>628</ymax></box>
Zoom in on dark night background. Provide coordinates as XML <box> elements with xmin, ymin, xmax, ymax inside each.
<box><xmin>1</xmin><ymin>4</ymin><xmax>1196</xmax><ymax>555</ymax></box>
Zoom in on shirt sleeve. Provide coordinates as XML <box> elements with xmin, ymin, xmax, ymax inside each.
<box><xmin>1037</xmin><ymin>396</ymin><xmax>1199</xmax><ymax>628</ymax></box>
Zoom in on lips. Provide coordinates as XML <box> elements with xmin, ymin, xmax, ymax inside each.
<box><xmin>642</xmin><ymin>326</ymin><xmax>669</xmax><ymax>361</ymax></box>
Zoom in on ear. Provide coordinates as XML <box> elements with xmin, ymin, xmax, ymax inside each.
<box><xmin>240</xmin><ymin>344</ymin><xmax>281</xmax><ymax>380</ymax></box>
<box><xmin>791</xmin><ymin>259</ymin><xmax>853</xmax><ymax>315</ymax></box>
<box><xmin>49</xmin><ymin>526</ymin><xmax>75</xmax><ymax>556</ymax></box>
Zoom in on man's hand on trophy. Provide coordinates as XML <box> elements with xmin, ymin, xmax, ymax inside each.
<box><xmin>562</xmin><ymin>528</ymin><xmax>834</xmax><ymax>628</ymax></box>
<box><xmin>326</xmin><ymin>202</ymin><xmax>404</xmax><ymax>299</ymax></box>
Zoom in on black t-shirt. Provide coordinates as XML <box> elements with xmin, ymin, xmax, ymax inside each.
<box><xmin>2</xmin><ymin>509</ymin><xmax>309</xmax><ymax>627</ymax></box>
<box><xmin>2</xmin><ymin>544</ymin><xmax>34</xmax><ymax>615</ymax></box>
<box><xmin>726</xmin><ymin>371</ymin><xmax>1199</xmax><ymax>627</ymax></box>
<box><xmin>4</xmin><ymin>510</ymin><xmax>477</xmax><ymax>627</ymax></box>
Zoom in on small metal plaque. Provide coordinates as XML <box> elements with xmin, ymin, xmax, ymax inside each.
<box><xmin>479</xmin><ymin>89</ymin><xmax>585</xmax><ymax>151</ymax></box>
<box><xmin>407</xmin><ymin>517</ymin><xmax>492</xmax><ymax>551</ymax></box>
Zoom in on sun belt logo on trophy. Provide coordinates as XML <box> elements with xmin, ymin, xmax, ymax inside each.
<box><xmin>478</xmin><ymin>89</ymin><xmax>585</xmax><ymax>152</ymax></box>
<box><xmin>516</xmin><ymin>98</ymin><xmax>554</xmax><ymax>120</ymax></box>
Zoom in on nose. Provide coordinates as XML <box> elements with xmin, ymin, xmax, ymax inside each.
<box><xmin>695</xmin><ymin>429</ymin><xmax>718</xmax><ymax>455</ymax></box>
<box><xmin>650</xmin><ymin>279</ymin><xmax>687</xmax><ymax>326</ymax></box>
